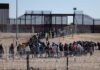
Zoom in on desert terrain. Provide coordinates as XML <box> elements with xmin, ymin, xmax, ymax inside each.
<box><xmin>0</xmin><ymin>33</ymin><xmax>100</xmax><ymax>70</ymax></box>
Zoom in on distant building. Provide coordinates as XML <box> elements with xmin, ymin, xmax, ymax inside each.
<box><xmin>0</xmin><ymin>3</ymin><xmax>100</xmax><ymax>33</ymax></box>
<box><xmin>9</xmin><ymin>11</ymin><xmax>69</xmax><ymax>33</ymax></box>
<box><xmin>0</xmin><ymin>3</ymin><xmax>9</xmax><ymax>32</ymax></box>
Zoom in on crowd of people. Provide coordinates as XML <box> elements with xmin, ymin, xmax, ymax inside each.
<box><xmin>0</xmin><ymin>34</ymin><xmax>100</xmax><ymax>59</ymax></box>
<box><xmin>9</xmin><ymin>35</ymin><xmax>100</xmax><ymax>58</ymax></box>
<box><xmin>26</xmin><ymin>40</ymin><xmax>96</xmax><ymax>57</ymax></box>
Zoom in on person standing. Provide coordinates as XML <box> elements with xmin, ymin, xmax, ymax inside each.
<box><xmin>9</xmin><ymin>43</ymin><xmax>14</xmax><ymax>59</ymax></box>
<box><xmin>0</xmin><ymin>44</ymin><xmax>4</xmax><ymax>58</ymax></box>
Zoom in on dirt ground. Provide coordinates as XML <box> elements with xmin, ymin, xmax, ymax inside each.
<box><xmin>0</xmin><ymin>33</ymin><xmax>100</xmax><ymax>46</ymax></box>
<box><xmin>0</xmin><ymin>33</ymin><xmax>100</xmax><ymax>70</ymax></box>
<box><xmin>45</xmin><ymin>33</ymin><xmax>100</xmax><ymax>44</ymax></box>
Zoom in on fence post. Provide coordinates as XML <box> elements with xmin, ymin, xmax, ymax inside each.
<box><xmin>92</xmin><ymin>19</ymin><xmax>95</xmax><ymax>33</ymax></box>
<box><xmin>27</xmin><ymin>53</ymin><xmax>30</xmax><ymax>70</ymax></box>
<box><xmin>66</xmin><ymin>54</ymin><xmax>68</xmax><ymax>70</ymax></box>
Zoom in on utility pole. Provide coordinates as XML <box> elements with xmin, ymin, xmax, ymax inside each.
<box><xmin>16</xmin><ymin>0</ymin><xmax>18</xmax><ymax>47</ymax></box>
<box><xmin>15</xmin><ymin>0</ymin><xmax>19</xmax><ymax>59</ymax></box>
<box><xmin>16</xmin><ymin>0</ymin><xmax>18</xmax><ymax>45</ymax></box>
<box><xmin>73</xmin><ymin>8</ymin><xmax>77</xmax><ymax>35</ymax></box>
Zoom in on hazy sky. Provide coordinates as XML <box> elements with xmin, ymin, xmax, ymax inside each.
<box><xmin>0</xmin><ymin>0</ymin><xmax>99</xmax><ymax>18</ymax></box>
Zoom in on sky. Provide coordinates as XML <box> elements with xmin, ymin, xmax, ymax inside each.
<box><xmin>0</xmin><ymin>0</ymin><xmax>99</xmax><ymax>19</ymax></box>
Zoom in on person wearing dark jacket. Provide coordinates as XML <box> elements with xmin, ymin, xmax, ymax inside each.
<box><xmin>0</xmin><ymin>44</ymin><xmax>4</xmax><ymax>58</ymax></box>
<box><xmin>9</xmin><ymin>43</ymin><xmax>14</xmax><ymax>58</ymax></box>
<box><xmin>64</xmin><ymin>43</ymin><xmax>68</xmax><ymax>56</ymax></box>
<box><xmin>59</xmin><ymin>43</ymin><xmax>64</xmax><ymax>57</ymax></box>
<box><xmin>97</xmin><ymin>42</ymin><xmax>100</xmax><ymax>50</ymax></box>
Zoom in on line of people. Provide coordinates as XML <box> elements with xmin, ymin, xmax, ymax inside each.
<box><xmin>15</xmin><ymin>40</ymin><xmax>98</xmax><ymax>58</ymax></box>
<box><xmin>0</xmin><ymin>41</ymin><xmax>100</xmax><ymax>59</ymax></box>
